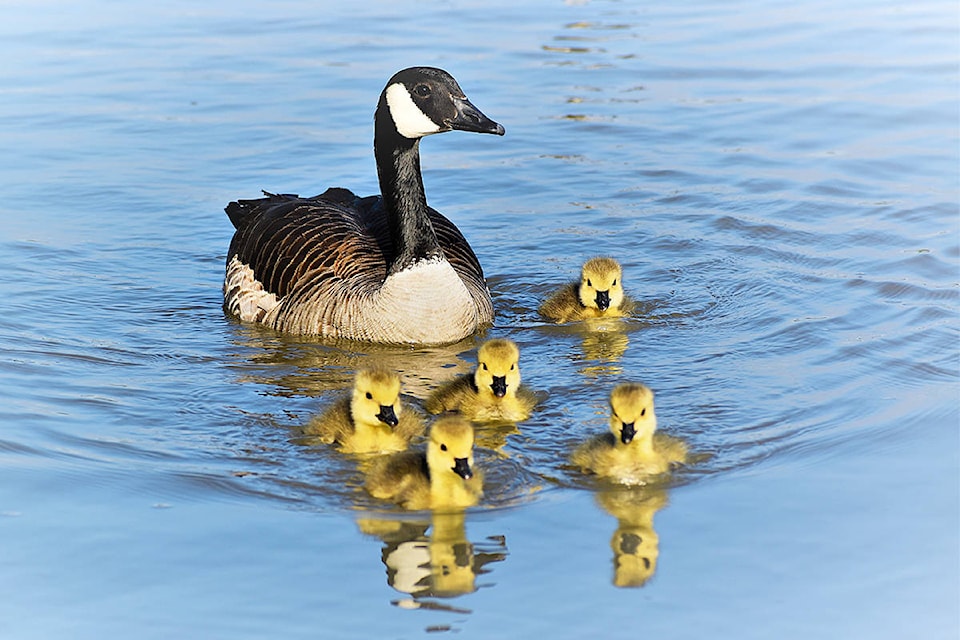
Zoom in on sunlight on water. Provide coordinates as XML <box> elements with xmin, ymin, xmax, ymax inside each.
<box><xmin>0</xmin><ymin>0</ymin><xmax>957</xmax><ymax>638</ymax></box>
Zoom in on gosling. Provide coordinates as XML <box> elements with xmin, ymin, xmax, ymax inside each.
<box><xmin>539</xmin><ymin>257</ymin><xmax>634</xmax><ymax>323</ymax></box>
<box><xmin>365</xmin><ymin>416</ymin><xmax>483</xmax><ymax>510</ymax></box>
<box><xmin>425</xmin><ymin>338</ymin><xmax>538</xmax><ymax>423</ymax></box>
<box><xmin>571</xmin><ymin>382</ymin><xmax>686</xmax><ymax>485</ymax></box>
<box><xmin>303</xmin><ymin>367</ymin><xmax>425</xmax><ymax>454</ymax></box>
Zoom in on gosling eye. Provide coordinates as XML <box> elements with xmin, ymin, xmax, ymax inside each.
<box><xmin>440</xmin><ymin>443</ymin><xmax>448</xmax><ymax>452</ymax></box>
<box><xmin>587</xmin><ymin>279</ymin><xmax>593</xmax><ymax>287</ymax></box>
<box><xmin>365</xmin><ymin>392</ymin><xmax>373</xmax><ymax>400</ymax></box>
<box><xmin>482</xmin><ymin>363</ymin><xmax>488</xmax><ymax>371</ymax></box>
<box><xmin>612</xmin><ymin>278</ymin><xmax>617</xmax><ymax>286</ymax></box>
<box><xmin>413</xmin><ymin>84</ymin><xmax>431</xmax><ymax>98</ymax></box>
<box><xmin>641</xmin><ymin>408</ymin><xmax>646</xmax><ymax>416</ymax></box>
<box><xmin>510</xmin><ymin>364</ymin><xmax>515</xmax><ymax>370</ymax></box>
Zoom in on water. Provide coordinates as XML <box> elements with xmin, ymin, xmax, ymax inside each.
<box><xmin>1</xmin><ymin>0</ymin><xmax>957</xmax><ymax>637</ymax></box>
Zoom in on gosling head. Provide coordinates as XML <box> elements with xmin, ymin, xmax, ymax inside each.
<box><xmin>578</xmin><ymin>257</ymin><xmax>625</xmax><ymax>313</ymax></box>
<box><xmin>609</xmin><ymin>382</ymin><xmax>657</xmax><ymax>446</ymax></box>
<box><xmin>473</xmin><ymin>338</ymin><xmax>521</xmax><ymax>400</ymax></box>
<box><xmin>427</xmin><ymin>417</ymin><xmax>476</xmax><ymax>481</ymax></box>
<box><xmin>350</xmin><ymin>367</ymin><xmax>403</xmax><ymax>429</ymax></box>
<box><xmin>378</xmin><ymin>66</ymin><xmax>505</xmax><ymax>141</ymax></box>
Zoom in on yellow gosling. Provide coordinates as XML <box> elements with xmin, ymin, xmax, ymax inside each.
<box><xmin>303</xmin><ymin>367</ymin><xmax>425</xmax><ymax>454</ymax></box>
<box><xmin>365</xmin><ymin>417</ymin><xmax>483</xmax><ymax>510</ymax></box>
<box><xmin>539</xmin><ymin>257</ymin><xmax>634</xmax><ymax>323</ymax></box>
<box><xmin>571</xmin><ymin>383</ymin><xmax>686</xmax><ymax>485</ymax></box>
<box><xmin>424</xmin><ymin>338</ymin><xmax>538</xmax><ymax>423</ymax></box>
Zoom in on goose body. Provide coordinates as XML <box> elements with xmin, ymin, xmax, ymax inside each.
<box><xmin>302</xmin><ymin>367</ymin><xmax>425</xmax><ymax>454</ymax></box>
<box><xmin>365</xmin><ymin>417</ymin><xmax>483</xmax><ymax>510</ymax></box>
<box><xmin>539</xmin><ymin>257</ymin><xmax>634</xmax><ymax>324</ymax></box>
<box><xmin>223</xmin><ymin>67</ymin><xmax>504</xmax><ymax>344</ymax></box>
<box><xmin>425</xmin><ymin>338</ymin><xmax>539</xmax><ymax>423</ymax></box>
<box><xmin>571</xmin><ymin>383</ymin><xmax>686</xmax><ymax>485</ymax></box>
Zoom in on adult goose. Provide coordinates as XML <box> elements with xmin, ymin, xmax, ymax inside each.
<box><xmin>223</xmin><ymin>67</ymin><xmax>504</xmax><ymax>344</ymax></box>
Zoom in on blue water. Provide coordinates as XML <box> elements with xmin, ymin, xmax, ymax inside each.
<box><xmin>1</xmin><ymin>0</ymin><xmax>957</xmax><ymax>638</ymax></box>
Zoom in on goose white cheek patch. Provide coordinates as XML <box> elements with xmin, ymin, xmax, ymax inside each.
<box><xmin>385</xmin><ymin>83</ymin><xmax>443</xmax><ymax>139</ymax></box>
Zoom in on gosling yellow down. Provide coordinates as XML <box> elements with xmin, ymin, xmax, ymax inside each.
<box><xmin>571</xmin><ymin>383</ymin><xmax>686</xmax><ymax>485</ymax></box>
<box><xmin>425</xmin><ymin>338</ymin><xmax>538</xmax><ymax>423</ymax></box>
<box><xmin>303</xmin><ymin>367</ymin><xmax>425</xmax><ymax>454</ymax></box>
<box><xmin>539</xmin><ymin>257</ymin><xmax>634</xmax><ymax>323</ymax></box>
<box><xmin>365</xmin><ymin>416</ymin><xmax>483</xmax><ymax>510</ymax></box>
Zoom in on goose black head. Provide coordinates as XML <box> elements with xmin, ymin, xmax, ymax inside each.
<box><xmin>380</xmin><ymin>66</ymin><xmax>505</xmax><ymax>140</ymax></box>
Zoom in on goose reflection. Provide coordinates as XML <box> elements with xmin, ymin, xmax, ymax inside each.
<box><xmin>227</xmin><ymin>324</ymin><xmax>476</xmax><ymax>398</ymax></box>
<box><xmin>357</xmin><ymin>511</ymin><xmax>508</xmax><ymax>610</ymax></box>
<box><xmin>596</xmin><ymin>486</ymin><xmax>669</xmax><ymax>588</ymax></box>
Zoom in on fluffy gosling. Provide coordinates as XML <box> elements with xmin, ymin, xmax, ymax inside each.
<box><xmin>425</xmin><ymin>338</ymin><xmax>538</xmax><ymax>423</ymax></box>
<box><xmin>571</xmin><ymin>382</ymin><xmax>686</xmax><ymax>485</ymax></box>
<box><xmin>365</xmin><ymin>416</ymin><xmax>483</xmax><ymax>510</ymax></box>
<box><xmin>539</xmin><ymin>257</ymin><xmax>634</xmax><ymax>323</ymax></box>
<box><xmin>303</xmin><ymin>367</ymin><xmax>425</xmax><ymax>454</ymax></box>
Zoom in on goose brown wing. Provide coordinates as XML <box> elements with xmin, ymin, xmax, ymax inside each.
<box><xmin>225</xmin><ymin>188</ymin><xmax>388</xmax><ymax>300</ymax></box>
<box><xmin>430</xmin><ymin>207</ymin><xmax>493</xmax><ymax>322</ymax></box>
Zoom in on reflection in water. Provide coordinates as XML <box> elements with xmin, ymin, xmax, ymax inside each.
<box><xmin>575</xmin><ymin>318</ymin><xmax>630</xmax><ymax>377</ymax></box>
<box><xmin>596</xmin><ymin>486</ymin><xmax>669</xmax><ymax>588</ymax></box>
<box><xmin>227</xmin><ymin>323</ymin><xmax>478</xmax><ymax>398</ymax></box>
<box><xmin>357</xmin><ymin>512</ymin><xmax>508</xmax><ymax>611</ymax></box>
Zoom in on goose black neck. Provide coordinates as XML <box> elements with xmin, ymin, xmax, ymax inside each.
<box><xmin>375</xmin><ymin>114</ymin><xmax>443</xmax><ymax>274</ymax></box>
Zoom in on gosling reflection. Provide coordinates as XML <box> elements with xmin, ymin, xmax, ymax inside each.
<box><xmin>357</xmin><ymin>511</ymin><xmax>508</xmax><ymax>609</ymax></box>
<box><xmin>574</xmin><ymin>318</ymin><xmax>630</xmax><ymax>377</ymax></box>
<box><xmin>596</xmin><ymin>486</ymin><xmax>669</xmax><ymax>588</ymax></box>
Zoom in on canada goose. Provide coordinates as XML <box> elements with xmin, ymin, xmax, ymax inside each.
<box><xmin>302</xmin><ymin>367</ymin><xmax>425</xmax><ymax>454</ymax></box>
<box><xmin>570</xmin><ymin>382</ymin><xmax>686</xmax><ymax>484</ymax></box>
<box><xmin>539</xmin><ymin>257</ymin><xmax>634</xmax><ymax>323</ymax></box>
<box><xmin>223</xmin><ymin>67</ymin><xmax>505</xmax><ymax>344</ymax></box>
<box><xmin>424</xmin><ymin>338</ymin><xmax>538</xmax><ymax>423</ymax></box>
<box><xmin>365</xmin><ymin>416</ymin><xmax>483</xmax><ymax>510</ymax></box>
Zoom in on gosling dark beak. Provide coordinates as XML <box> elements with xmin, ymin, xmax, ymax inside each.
<box><xmin>490</xmin><ymin>375</ymin><xmax>507</xmax><ymax>398</ymax></box>
<box><xmin>376</xmin><ymin>405</ymin><xmax>399</xmax><ymax>427</ymax></box>
<box><xmin>452</xmin><ymin>457</ymin><xmax>473</xmax><ymax>480</ymax></box>
<box><xmin>448</xmin><ymin>96</ymin><xmax>505</xmax><ymax>136</ymax></box>
<box><xmin>595</xmin><ymin>290</ymin><xmax>610</xmax><ymax>311</ymax></box>
<box><xmin>620</xmin><ymin>422</ymin><xmax>636</xmax><ymax>445</ymax></box>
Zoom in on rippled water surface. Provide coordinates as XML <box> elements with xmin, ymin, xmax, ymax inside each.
<box><xmin>1</xmin><ymin>1</ymin><xmax>957</xmax><ymax>638</ymax></box>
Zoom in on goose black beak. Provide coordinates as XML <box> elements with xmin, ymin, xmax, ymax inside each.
<box><xmin>490</xmin><ymin>375</ymin><xmax>507</xmax><ymax>398</ymax></box>
<box><xmin>447</xmin><ymin>96</ymin><xmax>505</xmax><ymax>136</ymax></box>
<box><xmin>376</xmin><ymin>405</ymin><xmax>399</xmax><ymax>427</ymax></box>
<box><xmin>595</xmin><ymin>290</ymin><xmax>610</xmax><ymax>311</ymax></box>
<box><xmin>452</xmin><ymin>457</ymin><xmax>473</xmax><ymax>480</ymax></box>
<box><xmin>620</xmin><ymin>422</ymin><xmax>636</xmax><ymax>445</ymax></box>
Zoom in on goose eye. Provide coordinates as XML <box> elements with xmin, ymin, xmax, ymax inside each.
<box><xmin>587</xmin><ymin>279</ymin><xmax>592</xmax><ymax>287</ymax></box>
<box><xmin>510</xmin><ymin>364</ymin><xmax>515</xmax><ymax>370</ymax></box>
<box><xmin>413</xmin><ymin>84</ymin><xmax>431</xmax><ymax>98</ymax></box>
<box><xmin>641</xmin><ymin>408</ymin><xmax>646</xmax><ymax>416</ymax></box>
<box><xmin>440</xmin><ymin>443</ymin><xmax>448</xmax><ymax>451</ymax></box>
<box><xmin>612</xmin><ymin>279</ymin><xmax>617</xmax><ymax>286</ymax></box>
<box><xmin>482</xmin><ymin>363</ymin><xmax>488</xmax><ymax>371</ymax></box>
<box><xmin>365</xmin><ymin>392</ymin><xmax>373</xmax><ymax>400</ymax></box>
